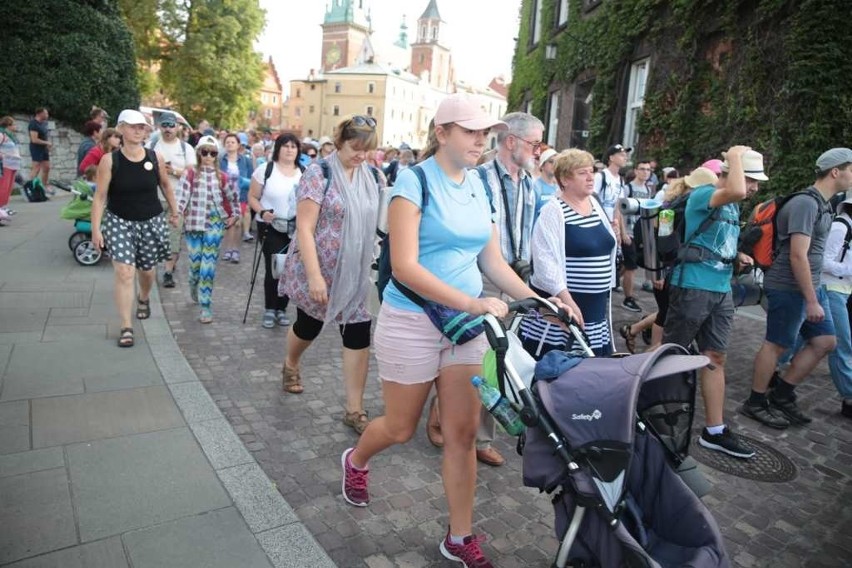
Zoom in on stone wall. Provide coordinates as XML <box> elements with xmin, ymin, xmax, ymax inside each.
<box><xmin>11</xmin><ymin>114</ymin><xmax>84</xmax><ymax>182</ymax></box>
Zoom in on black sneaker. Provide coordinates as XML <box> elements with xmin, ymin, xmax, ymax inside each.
<box><xmin>622</xmin><ymin>297</ymin><xmax>642</xmax><ymax>312</ymax></box>
<box><xmin>698</xmin><ymin>427</ymin><xmax>755</xmax><ymax>459</ymax></box>
<box><xmin>163</xmin><ymin>271</ymin><xmax>175</xmax><ymax>288</ymax></box>
<box><xmin>768</xmin><ymin>392</ymin><xmax>812</xmax><ymax>425</ymax></box>
<box><xmin>740</xmin><ymin>399</ymin><xmax>790</xmax><ymax>429</ymax></box>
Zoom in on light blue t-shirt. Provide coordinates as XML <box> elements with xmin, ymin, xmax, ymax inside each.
<box><xmin>670</xmin><ymin>184</ymin><xmax>740</xmax><ymax>293</ymax></box>
<box><xmin>382</xmin><ymin>157</ymin><xmax>493</xmax><ymax>313</ymax></box>
<box><xmin>532</xmin><ymin>177</ymin><xmax>558</xmax><ymax>223</ymax></box>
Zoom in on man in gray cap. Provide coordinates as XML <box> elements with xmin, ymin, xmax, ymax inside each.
<box><xmin>743</xmin><ymin>148</ymin><xmax>852</xmax><ymax>428</ymax></box>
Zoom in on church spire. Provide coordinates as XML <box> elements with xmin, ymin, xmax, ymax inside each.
<box><xmin>394</xmin><ymin>14</ymin><xmax>409</xmax><ymax>49</ymax></box>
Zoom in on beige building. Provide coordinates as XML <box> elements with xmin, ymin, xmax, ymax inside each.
<box><xmin>247</xmin><ymin>57</ymin><xmax>284</xmax><ymax>130</ymax></box>
<box><xmin>281</xmin><ymin>0</ymin><xmax>506</xmax><ymax>148</ymax></box>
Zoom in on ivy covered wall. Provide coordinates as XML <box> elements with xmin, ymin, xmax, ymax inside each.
<box><xmin>509</xmin><ymin>0</ymin><xmax>852</xmax><ymax>197</ymax></box>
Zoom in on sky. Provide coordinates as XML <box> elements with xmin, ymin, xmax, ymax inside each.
<box><xmin>256</xmin><ymin>0</ymin><xmax>522</xmax><ymax>96</ymax></box>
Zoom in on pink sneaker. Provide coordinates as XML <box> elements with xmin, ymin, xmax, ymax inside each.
<box><xmin>341</xmin><ymin>448</ymin><xmax>369</xmax><ymax>507</ymax></box>
<box><xmin>439</xmin><ymin>529</ymin><xmax>493</xmax><ymax>567</ymax></box>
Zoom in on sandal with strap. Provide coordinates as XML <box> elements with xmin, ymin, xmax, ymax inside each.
<box><xmin>117</xmin><ymin>327</ymin><xmax>134</xmax><ymax>348</ymax></box>
<box><xmin>619</xmin><ymin>324</ymin><xmax>637</xmax><ymax>354</ymax></box>
<box><xmin>136</xmin><ymin>297</ymin><xmax>151</xmax><ymax>320</ymax></box>
<box><xmin>343</xmin><ymin>411</ymin><xmax>370</xmax><ymax>435</ymax></box>
<box><xmin>281</xmin><ymin>364</ymin><xmax>304</xmax><ymax>394</ymax></box>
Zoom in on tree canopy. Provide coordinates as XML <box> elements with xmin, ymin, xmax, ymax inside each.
<box><xmin>0</xmin><ymin>0</ymin><xmax>139</xmax><ymax>128</ymax></box>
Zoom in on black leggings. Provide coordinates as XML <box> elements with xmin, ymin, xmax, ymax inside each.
<box><xmin>292</xmin><ymin>308</ymin><xmax>372</xmax><ymax>350</ymax></box>
<box><xmin>258</xmin><ymin>222</ymin><xmax>289</xmax><ymax>311</ymax></box>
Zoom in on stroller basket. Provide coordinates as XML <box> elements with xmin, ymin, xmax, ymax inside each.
<box><xmin>483</xmin><ymin>299</ymin><xmax>729</xmax><ymax>568</ymax></box>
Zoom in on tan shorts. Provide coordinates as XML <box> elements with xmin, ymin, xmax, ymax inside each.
<box><xmin>375</xmin><ymin>304</ymin><xmax>489</xmax><ymax>384</ymax></box>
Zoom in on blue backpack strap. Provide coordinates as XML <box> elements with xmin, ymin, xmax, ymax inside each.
<box><xmin>475</xmin><ymin>165</ymin><xmax>495</xmax><ymax>214</ymax></box>
<box><xmin>411</xmin><ymin>164</ymin><xmax>429</xmax><ymax>208</ymax></box>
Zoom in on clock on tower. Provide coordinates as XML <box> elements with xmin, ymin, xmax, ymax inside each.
<box><xmin>325</xmin><ymin>44</ymin><xmax>341</xmax><ymax>68</ymax></box>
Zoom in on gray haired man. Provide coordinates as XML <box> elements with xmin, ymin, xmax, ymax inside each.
<box><xmin>426</xmin><ymin>112</ymin><xmax>544</xmax><ymax>467</ymax></box>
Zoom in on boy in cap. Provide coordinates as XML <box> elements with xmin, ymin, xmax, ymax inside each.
<box><xmin>743</xmin><ymin>148</ymin><xmax>852</xmax><ymax>427</ymax></box>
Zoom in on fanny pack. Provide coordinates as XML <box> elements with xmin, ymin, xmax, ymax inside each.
<box><xmin>390</xmin><ymin>276</ymin><xmax>485</xmax><ymax>345</ymax></box>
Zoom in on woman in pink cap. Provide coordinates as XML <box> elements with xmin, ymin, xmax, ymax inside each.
<box><xmin>340</xmin><ymin>94</ymin><xmax>573</xmax><ymax>567</ymax></box>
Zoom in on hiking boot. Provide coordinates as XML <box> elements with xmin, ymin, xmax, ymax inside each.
<box><xmin>698</xmin><ymin>427</ymin><xmax>755</xmax><ymax>459</ymax></box>
<box><xmin>163</xmin><ymin>271</ymin><xmax>175</xmax><ymax>288</ymax></box>
<box><xmin>740</xmin><ymin>399</ymin><xmax>790</xmax><ymax>429</ymax></box>
<box><xmin>622</xmin><ymin>297</ymin><xmax>641</xmax><ymax>312</ymax></box>
<box><xmin>341</xmin><ymin>448</ymin><xmax>369</xmax><ymax>507</ymax></box>
<box><xmin>439</xmin><ymin>529</ymin><xmax>493</xmax><ymax>568</ymax></box>
<box><xmin>768</xmin><ymin>392</ymin><xmax>812</xmax><ymax>425</ymax></box>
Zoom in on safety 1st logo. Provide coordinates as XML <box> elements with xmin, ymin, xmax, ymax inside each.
<box><xmin>571</xmin><ymin>409</ymin><xmax>602</xmax><ymax>421</ymax></box>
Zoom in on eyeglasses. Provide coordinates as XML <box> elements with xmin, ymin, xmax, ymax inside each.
<box><xmin>513</xmin><ymin>135</ymin><xmax>542</xmax><ymax>152</ymax></box>
<box><xmin>160</xmin><ymin>122</ymin><xmax>176</xmax><ymax>128</ymax></box>
<box><xmin>349</xmin><ymin>115</ymin><xmax>377</xmax><ymax>129</ymax></box>
<box><xmin>200</xmin><ymin>149</ymin><xmax>218</xmax><ymax>158</ymax></box>
<box><xmin>637</xmin><ymin>167</ymin><xmax>651</xmax><ymax>171</ymax></box>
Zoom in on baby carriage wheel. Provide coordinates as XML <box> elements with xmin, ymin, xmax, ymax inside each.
<box><xmin>74</xmin><ymin>239</ymin><xmax>102</xmax><ymax>266</ymax></box>
<box><xmin>68</xmin><ymin>231</ymin><xmax>87</xmax><ymax>251</ymax></box>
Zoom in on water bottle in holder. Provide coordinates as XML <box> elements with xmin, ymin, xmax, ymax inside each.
<box><xmin>471</xmin><ymin>375</ymin><xmax>525</xmax><ymax>436</ymax></box>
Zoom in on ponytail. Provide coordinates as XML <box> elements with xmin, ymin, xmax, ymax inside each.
<box><xmin>418</xmin><ymin>119</ymin><xmax>440</xmax><ymax>162</ymax></box>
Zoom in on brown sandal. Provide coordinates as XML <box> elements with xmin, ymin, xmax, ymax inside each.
<box><xmin>281</xmin><ymin>365</ymin><xmax>304</xmax><ymax>394</ymax></box>
<box><xmin>343</xmin><ymin>411</ymin><xmax>370</xmax><ymax>435</ymax></box>
<box><xmin>619</xmin><ymin>324</ymin><xmax>637</xmax><ymax>354</ymax></box>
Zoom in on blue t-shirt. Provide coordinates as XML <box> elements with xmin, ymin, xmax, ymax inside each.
<box><xmin>532</xmin><ymin>177</ymin><xmax>558</xmax><ymax>223</ymax></box>
<box><xmin>670</xmin><ymin>184</ymin><xmax>739</xmax><ymax>293</ymax></box>
<box><xmin>382</xmin><ymin>157</ymin><xmax>493</xmax><ymax>313</ymax></box>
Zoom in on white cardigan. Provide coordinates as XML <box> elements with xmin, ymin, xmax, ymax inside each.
<box><xmin>821</xmin><ymin>212</ymin><xmax>852</xmax><ymax>292</ymax></box>
<box><xmin>530</xmin><ymin>195</ymin><xmax>618</xmax><ymax>296</ymax></box>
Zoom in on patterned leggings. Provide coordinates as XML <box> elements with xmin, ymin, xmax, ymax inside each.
<box><xmin>185</xmin><ymin>214</ymin><xmax>225</xmax><ymax>309</ymax></box>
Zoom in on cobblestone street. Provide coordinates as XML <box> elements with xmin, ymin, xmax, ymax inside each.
<box><xmin>161</xmin><ymin>250</ymin><xmax>852</xmax><ymax>568</ymax></box>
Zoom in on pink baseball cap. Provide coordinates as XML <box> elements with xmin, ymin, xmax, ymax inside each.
<box><xmin>701</xmin><ymin>159</ymin><xmax>724</xmax><ymax>175</ymax></box>
<box><xmin>435</xmin><ymin>94</ymin><xmax>508</xmax><ymax>132</ymax></box>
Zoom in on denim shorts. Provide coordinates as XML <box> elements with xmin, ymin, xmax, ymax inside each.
<box><xmin>765</xmin><ymin>287</ymin><xmax>835</xmax><ymax>349</ymax></box>
<box><xmin>662</xmin><ymin>286</ymin><xmax>734</xmax><ymax>353</ymax></box>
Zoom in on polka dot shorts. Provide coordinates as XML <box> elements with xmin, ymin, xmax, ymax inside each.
<box><xmin>102</xmin><ymin>211</ymin><xmax>171</xmax><ymax>271</ymax></box>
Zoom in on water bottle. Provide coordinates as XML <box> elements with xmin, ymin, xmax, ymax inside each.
<box><xmin>658</xmin><ymin>209</ymin><xmax>675</xmax><ymax>237</ymax></box>
<box><xmin>471</xmin><ymin>376</ymin><xmax>525</xmax><ymax>436</ymax></box>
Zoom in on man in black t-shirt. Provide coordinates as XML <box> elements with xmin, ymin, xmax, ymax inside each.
<box><xmin>28</xmin><ymin>107</ymin><xmax>52</xmax><ymax>188</ymax></box>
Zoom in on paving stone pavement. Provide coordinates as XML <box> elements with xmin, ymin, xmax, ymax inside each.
<box><xmin>162</xmin><ymin>247</ymin><xmax>851</xmax><ymax>568</ymax></box>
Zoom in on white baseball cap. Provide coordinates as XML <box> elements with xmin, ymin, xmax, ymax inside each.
<box><xmin>116</xmin><ymin>109</ymin><xmax>151</xmax><ymax>128</ymax></box>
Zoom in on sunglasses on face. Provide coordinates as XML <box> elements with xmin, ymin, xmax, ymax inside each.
<box><xmin>200</xmin><ymin>149</ymin><xmax>218</xmax><ymax>158</ymax></box>
<box><xmin>306</xmin><ymin>153</ymin><xmax>317</xmax><ymax>158</ymax></box>
<box><xmin>160</xmin><ymin>122</ymin><xmax>176</xmax><ymax>128</ymax></box>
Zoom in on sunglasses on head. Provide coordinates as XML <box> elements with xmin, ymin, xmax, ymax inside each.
<box><xmin>349</xmin><ymin>115</ymin><xmax>377</xmax><ymax>129</ymax></box>
<box><xmin>200</xmin><ymin>149</ymin><xmax>218</xmax><ymax>158</ymax></box>
<box><xmin>160</xmin><ymin>122</ymin><xmax>176</xmax><ymax>128</ymax></box>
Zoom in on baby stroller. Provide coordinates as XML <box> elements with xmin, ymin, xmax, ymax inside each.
<box><xmin>482</xmin><ymin>298</ymin><xmax>730</xmax><ymax>568</ymax></box>
<box><xmin>58</xmin><ymin>180</ymin><xmax>104</xmax><ymax>266</ymax></box>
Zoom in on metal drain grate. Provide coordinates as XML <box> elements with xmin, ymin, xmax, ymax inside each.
<box><xmin>691</xmin><ymin>431</ymin><xmax>798</xmax><ymax>482</ymax></box>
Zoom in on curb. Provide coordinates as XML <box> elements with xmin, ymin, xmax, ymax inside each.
<box><xmin>142</xmin><ymin>285</ymin><xmax>336</xmax><ymax>568</ymax></box>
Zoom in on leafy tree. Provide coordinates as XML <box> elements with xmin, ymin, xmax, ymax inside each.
<box><xmin>0</xmin><ymin>0</ymin><xmax>139</xmax><ymax>128</ymax></box>
<box><xmin>159</xmin><ymin>0</ymin><xmax>265</xmax><ymax>129</ymax></box>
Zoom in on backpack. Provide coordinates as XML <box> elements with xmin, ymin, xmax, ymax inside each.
<box><xmin>183</xmin><ymin>167</ymin><xmax>233</xmax><ymax>217</ymax></box>
<box><xmin>739</xmin><ymin>189</ymin><xmax>826</xmax><ymax>271</ymax></box>
<box><xmin>834</xmin><ymin>217</ymin><xmax>852</xmax><ymax>264</ymax></box>
<box><xmin>22</xmin><ymin>178</ymin><xmax>48</xmax><ymax>202</ymax></box>
<box><xmin>374</xmin><ymin>164</ymin><xmax>428</xmax><ymax>303</ymax></box>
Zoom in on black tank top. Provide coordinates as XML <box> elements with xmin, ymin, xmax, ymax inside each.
<box><xmin>107</xmin><ymin>149</ymin><xmax>164</xmax><ymax>221</ymax></box>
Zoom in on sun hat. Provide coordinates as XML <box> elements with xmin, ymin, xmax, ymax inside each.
<box><xmin>318</xmin><ymin>136</ymin><xmax>333</xmax><ymax>147</ymax></box>
<box><xmin>434</xmin><ymin>94</ymin><xmax>508</xmax><ymax>131</ymax></box>
<box><xmin>684</xmin><ymin>167</ymin><xmax>718</xmax><ymax>188</ymax></box>
<box><xmin>539</xmin><ymin>148</ymin><xmax>558</xmax><ymax>165</ymax></box>
<box><xmin>721</xmin><ymin>150</ymin><xmax>768</xmax><ymax>181</ymax></box>
<box><xmin>116</xmin><ymin>109</ymin><xmax>151</xmax><ymax>128</ymax></box>
<box><xmin>196</xmin><ymin>135</ymin><xmax>218</xmax><ymax>149</ymax></box>
<box><xmin>816</xmin><ymin>148</ymin><xmax>852</xmax><ymax>173</ymax></box>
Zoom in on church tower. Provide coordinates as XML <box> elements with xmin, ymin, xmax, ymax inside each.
<box><xmin>321</xmin><ymin>0</ymin><xmax>371</xmax><ymax>72</ymax></box>
<box><xmin>410</xmin><ymin>0</ymin><xmax>454</xmax><ymax>91</ymax></box>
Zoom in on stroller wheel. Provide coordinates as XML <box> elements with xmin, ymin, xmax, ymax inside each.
<box><xmin>74</xmin><ymin>240</ymin><xmax>102</xmax><ymax>266</ymax></box>
<box><xmin>69</xmin><ymin>231</ymin><xmax>87</xmax><ymax>251</ymax></box>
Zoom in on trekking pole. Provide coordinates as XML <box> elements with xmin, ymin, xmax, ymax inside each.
<box><xmin>242</xmin><ymin>229</ymin><xmax>265</xmax><ymax>324</ymax></box>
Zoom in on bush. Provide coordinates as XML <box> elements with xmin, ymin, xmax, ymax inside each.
<box><xmin>0</xmin><ymin>0</ymin><xmax>139</xmax><ymax>130</ymax></box>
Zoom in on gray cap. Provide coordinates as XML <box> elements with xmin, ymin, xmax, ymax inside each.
<box><xmin>816</xmin><ymin>147</ymin><xmax>852</xmax><ymax>173</ymax></box>
<box><xmin>157</xmin><ymin>111</ymin><xmax>178</xmax><ymax>125</ymax></box>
